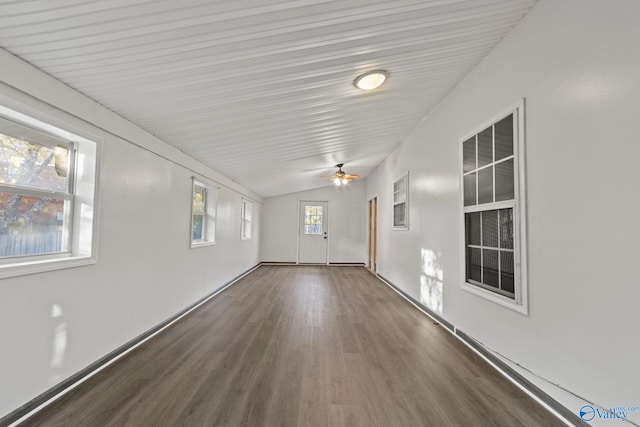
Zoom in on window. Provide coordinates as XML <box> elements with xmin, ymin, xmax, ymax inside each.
<box><xmin>241</xmin><ymin>198</ymin><xmax>252</xmax><ymax>240</ymax></box>
<box><xmin>192</xmin><ymin>184</ymin><xmax>206</xmax><ymax>241</ymax></box>
<box><xmin>393</xmin><ymin>173</ymin><xmax>409</xmax><ymax>229</ymax></box>
<box><xmin>191</xmin><ymin>179</ymin><xmax>216</xmax><ymax>247</ymax></box>
<box><xmin>0</xmin><ymin>104</ymin><xmax>98</xmax><ymax>278</ymax></box>
<box><xmin>0</xmin><ymin>124</ymin><xmax>73</xmax><ymax>258</ymax></box>
<box><xmin>304</xmin><ymin>205</ymin><xmax>323</xmax><ymax>235</ymax></box>
<box><xmin>461</xmin><ymin>101</ymin><xmax>527</xmax><ymax>312</ymax></box>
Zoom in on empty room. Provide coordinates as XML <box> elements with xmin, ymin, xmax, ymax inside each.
<box><xmin>0</xmin><ymin>0</ymin><xmax>638</xmax><ymax>426</ymax></box>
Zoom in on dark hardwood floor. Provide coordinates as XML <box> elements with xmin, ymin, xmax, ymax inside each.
<box><xmin>24</xmin><ymin>266</ymin><xmax>564</xmax><ymax>426</ymax></box>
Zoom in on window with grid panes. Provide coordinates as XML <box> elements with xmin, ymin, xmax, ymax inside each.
<box><xmin>0</xmin><ymin>103</ymin><xmax>98</xmax><ymax>278</ymax></box>
<box><xmin>393</xmin><ymin>173</ymin><xmax>408</xmax><ymax>229</ymax></box>
<box><xmin>462</xmin><ymin>105</ymin><xmax>525</xmax><ymax>304</ymax></box>
<box><xmin>0</xmin><ymin>117</ymin><xmax>74</xmax><ymax>258</ymax></box>
<box><xmin>304</xmin><ymin>205</ymin><xmax>323</xmax><ymax>235</ymax></box>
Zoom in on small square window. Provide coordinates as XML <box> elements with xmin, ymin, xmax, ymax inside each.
<box><xmin>477</xmin><ymin>127</ymin><xmax>493</xmax><ymax>168</ymax></box>
<box><xmin>477</xmin><ymin>167</ymin><xmax>493</xmax><ymax>204</ymax></box>
<box><xmin>495</xmin><ymin>159</ymin><xmax>514</xmax><ymax>201</ymax></box>
<box><xmin>463</xmin><ymin>173</ymin><xmax>476</xmax><ymax>206</ymax></box>
<box><xmin>494</xmin><ymin>115</ymin><xmax>514</xmax><ymax>161</ymax></box>
<box><xmin>463</xmin><ymin>137</ymin><xmax>476</xmax><ymax>173</ymax></box>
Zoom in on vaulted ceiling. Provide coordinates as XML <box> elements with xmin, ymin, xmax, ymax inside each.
<box><xmin>0</xmin><ymin>0</ymin><xmax>537</xmax><ymax>197</ymax></box>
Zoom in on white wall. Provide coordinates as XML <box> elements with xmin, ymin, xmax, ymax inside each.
<box><xmin>0</xmin><ymin>51</ymin><xmax>261</xmax><ymax>417</ymax></box>
<box><xmin>261</xmin><ymin>181</ymin><xmax>366</xmax><ymax>264</ymax></box>
<box><xmin>366</xmin><ymin>0</ymin><xmax>640</xmax><ymax>423</ymax></box>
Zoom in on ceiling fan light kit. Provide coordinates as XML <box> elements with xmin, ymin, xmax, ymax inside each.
<box><xmin>333</xmin><ymin>177</ymin><xmax>349</xmax><ymax>186</ymax></box>
<box><xmin>321</xmin><ymin>163</ymin><xmax>360</xmax><ymax>186</ymax></box>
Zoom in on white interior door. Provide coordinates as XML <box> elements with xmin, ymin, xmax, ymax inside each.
<box><xmin>298</xmin><ymin>201</ymin><xmax>328</xmax><ymax>264</ymax></box>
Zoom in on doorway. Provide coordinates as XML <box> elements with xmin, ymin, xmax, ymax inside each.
<box><xmin>368</xmin><ymin>196</ymin><xmax>378</xmax><ymax>272</ymax></box>
<box><xmin>298</xmin><ymin>201</ymin><xmax>328</xmax><ymax>264</ymax></box>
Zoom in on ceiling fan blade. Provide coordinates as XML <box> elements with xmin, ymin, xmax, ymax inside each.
<box><xmin>318</xmin><ymin>163</ymin><xmax>358</xmax><ymax>181</ymax></box>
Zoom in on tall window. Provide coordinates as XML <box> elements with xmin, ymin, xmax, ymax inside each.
<box><xmin>461</xmin><ymin>102</ymin><xmax>527</xmax><ymax>311</ymax></box>
<box><xmin>192</xmin><ymin>184</ymin><xmax>206</xmax><ymax>241</ymax></box>
<box><xmin>393</xmin><ymin>173</ymin><xmax>409</xmax><ymax>229</ymax></box>
<box><xmin>0</xmin><ymin>104</ymin><xmax>98</xmax><ymax>278</ymax></box>
<box><xmin>191</xmin><ymin>179</ymin><xmax>216</xmax><ymax>247</ymax></box>
<box><xmin>241</xmin><ymin>198</ymin><xmax>252</xmax><ymax>240</ymax></box>
<box><xmin>0</xmin><ymin>120</ymin><xmax>73</xmax><ymax>258</ymax></box>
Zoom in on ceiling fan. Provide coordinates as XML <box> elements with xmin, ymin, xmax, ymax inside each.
<box><xmin>321</xmin><ymin>163</ymin><xmax>360</xmax><ymax>185</ymax></box>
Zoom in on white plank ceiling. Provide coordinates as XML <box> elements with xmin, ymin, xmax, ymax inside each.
<box><xmin>0</xmin><ymin>0</ymin><xmax>537</xmax><ymax>197</ymax></box>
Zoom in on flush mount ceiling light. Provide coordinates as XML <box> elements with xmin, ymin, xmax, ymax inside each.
<box><xmin>354</xmin><ymin>70</ymin><xmax>388</xmax><ymax>91</ymax></box>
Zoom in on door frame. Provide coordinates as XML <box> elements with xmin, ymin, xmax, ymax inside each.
<box><xmin>297</xmin><ymin>200</ymin><xmax>329</xmax><ymax>264</ymax></box>
<box><xmin>368</xmin><ymin>195</ymin><xmax>378</xmax><ymax>273</ymax></box>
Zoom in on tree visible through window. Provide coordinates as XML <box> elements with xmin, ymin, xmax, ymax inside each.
<box><xmin>192</xmin><ymin>184</ymin><xmax>206</xmax><ymax>242</ymax></box>
<box><xmin>190</xmin><ymin>179</ymin><xmax>216</xmax><ymax>247</ymax></box>
<box><xmin>0</xmin><ymin>120</ymin><xmax>73</xmax><ymax>258</ymax></box>
<box><xmin>304</xmin><ymin>205</ymin><xmax>323</xmax><ymax>234</ymax></box>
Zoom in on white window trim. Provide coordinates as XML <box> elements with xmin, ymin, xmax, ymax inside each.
<box><xmin>190</xmin><ymin>178</ymin><xmax>217</xmax><ymax>248</ymax></box>
<box><xmin>0</xmin><ymin>95</ymin><xmax>100</xmax><ymax>279</ymax></box>
<box><xmin>240</xmin><ymin>198</ymin><xmax>252</xmax><ymax>240</ymax></box>
<box><xmin>392</xmin><ymin>172</ymin><xmax>409</xmax><ymax>230</ymax></box>
<box><xmin>458</xmin><ymin>99</ymin><xmax>528</xmax><ymax>315</ymax></box>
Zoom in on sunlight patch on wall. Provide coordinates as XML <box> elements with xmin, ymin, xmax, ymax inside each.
<box><xmin>420</xmin><ymin>248</ymin><xmax>443</xmax><ymax>315</ymax></box>
<box><xmin>413</xmin><ymin>174</ymin><xmax>458</xmax><ymax>196</ymax></box>
<box><xmin>50</xmin><ymin>304</ymin><xmax>67</xmax><ymax>381</ymax></box>
<box><xmin>562</xmin><ymin>74</ymin><xmax>621</xmax><ymax>107</ymax></box>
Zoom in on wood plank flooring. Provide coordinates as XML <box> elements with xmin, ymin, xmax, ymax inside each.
<box><xmin>23</xmin><ymin>266</ymin><xmax>564</xmax><ymax>426</ymax></box>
